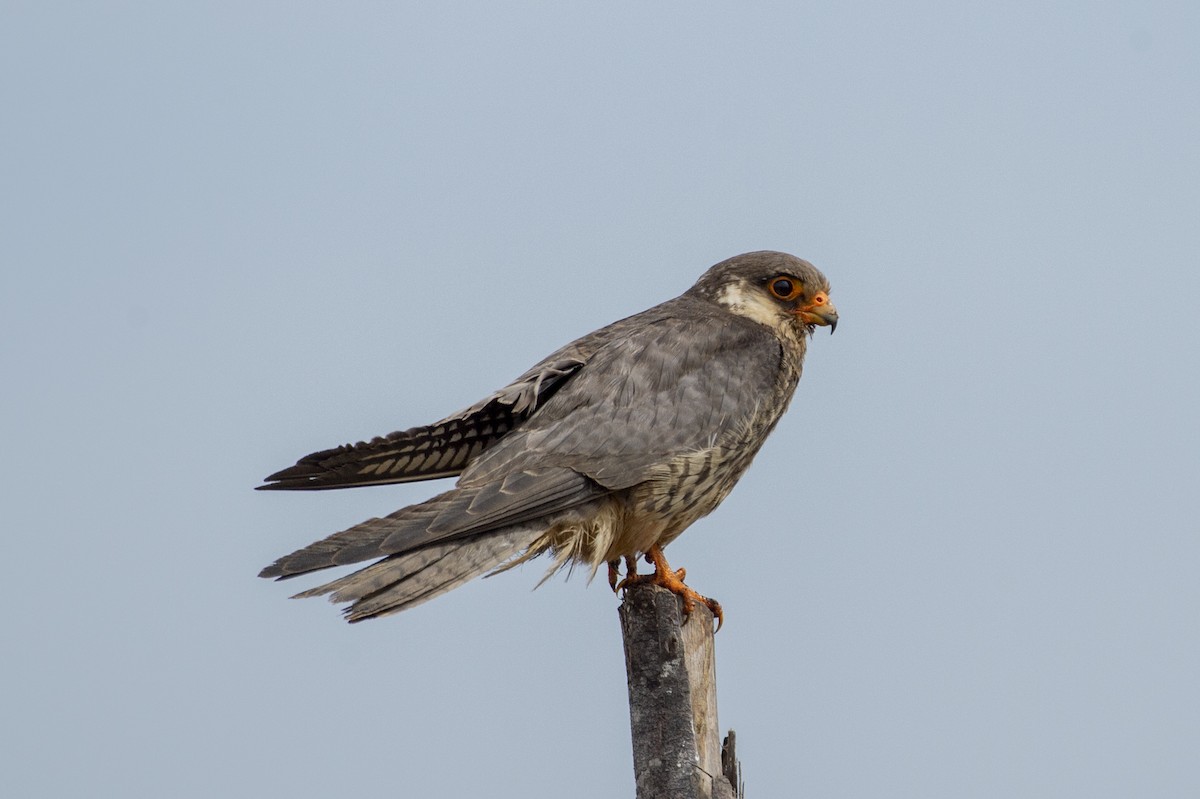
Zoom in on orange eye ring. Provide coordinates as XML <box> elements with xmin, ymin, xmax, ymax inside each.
<box><xmin>768</xmin><ymin>276</ymin><xmax>803</xmax><ymax>302</ymax></box>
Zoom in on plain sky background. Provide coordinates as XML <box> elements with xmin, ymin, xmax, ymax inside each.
<box><xmin>3</xmin><ymin>2</ymin><xmax>1198</xmax><ymax>797</ymax></box>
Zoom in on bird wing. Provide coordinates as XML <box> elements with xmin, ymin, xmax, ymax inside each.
<box><xmin>459</xmin><ymin>298</ymin><xmax>787</xmax><ymax>492</ymax></box>
<box><xmin>260</xmin><ymin>296</ymin><xmax>783</xmax><ymax>572</ymax></box>
<box><xmin>257</xmin><ymin>355</ymin><xmax>586</xmax><ymax>490</ymax></box>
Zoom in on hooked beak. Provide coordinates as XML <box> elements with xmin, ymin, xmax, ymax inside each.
<box><xmin>797</xmin><ymin>291</ymin><xmax>838</xmax><ymax>334</ymax></box>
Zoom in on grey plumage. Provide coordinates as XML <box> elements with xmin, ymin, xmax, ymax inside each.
<box><xmin>259</xmin><ymin>250</ymin><xmax>837</xmax><ymax>622</ymax></box>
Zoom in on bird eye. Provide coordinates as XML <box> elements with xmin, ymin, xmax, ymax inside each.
<box><xmin>769</xmin><ymin>277</ymin><xmax>802</xmax><ymax>301</ymax></box>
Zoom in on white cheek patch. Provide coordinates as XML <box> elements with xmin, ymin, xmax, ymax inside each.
<box><xmin>716</xmin><ymin>281</ymin><xmax>787</xmax><ymax>328</ymax></box>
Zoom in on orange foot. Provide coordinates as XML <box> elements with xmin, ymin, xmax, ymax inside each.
<box><xmin>617</xmin><ymin>545</ymin><xmax>724</xmax><ymax>632</ymax></box>
<box><xmin>608</xmin><ymin>555</ymin><xmax>639</xmax><ymax>593</ymax></box>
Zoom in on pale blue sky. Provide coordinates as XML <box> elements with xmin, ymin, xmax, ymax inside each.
<box><xmin>3</xmin><ymin>2</ymin><xmax>1198</xmax><ymax>797</ymax></box>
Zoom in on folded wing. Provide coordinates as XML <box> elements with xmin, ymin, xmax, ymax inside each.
<box><xmin>258</xmin><ymin>357</ymin><xmax>584</xmax><ymax>490</ymax></box>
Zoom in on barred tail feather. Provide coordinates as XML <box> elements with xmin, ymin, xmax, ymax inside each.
<box><xmin>294</xmin><ymin>527</ymin><xmax>543</xmax><ymax>622</ymax></box>
<box><xmin>258</xmin><ymin>488</ymin><xmax>469</xmax><ymax>580</ymax></box>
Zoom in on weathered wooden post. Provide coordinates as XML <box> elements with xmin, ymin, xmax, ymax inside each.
<box><xmin>619</xmin><ymin>583</ymin><xmax>743</xmax><ymax>799</ymax></box>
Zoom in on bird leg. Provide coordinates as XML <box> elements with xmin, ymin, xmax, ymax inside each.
<box><xmin>618</xmin><ymin>545</ymin><xmax>724</xmax><ymax>632</ymax></box>
<box><xmin>607</xmin><ymin>555</ymin><xmax>639</xmax><ymax>593</ymax></box>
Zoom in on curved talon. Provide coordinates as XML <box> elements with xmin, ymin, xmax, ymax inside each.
<box><xmin>704</xmin><ymin>598</ymin><xmax>724</xmax><ymax>633</ymax></box>
<box><xmin>618</xmin><ymin>545</ymin><xmax>724</xmax><ymax>632</ymax></box>
<box><xmin>611</xmin><ymin>555</ymin><xmax>639</xmax><ymax>593</ymax></box>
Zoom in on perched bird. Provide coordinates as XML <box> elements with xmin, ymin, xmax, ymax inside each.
<box><xmin>259</xmin><ymin>251</ymin><xmax>837</xmax><ymax>627</ymax></box>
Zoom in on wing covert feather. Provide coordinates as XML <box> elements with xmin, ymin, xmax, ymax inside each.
<box><xmin>460</xmin><ymin>305</ymin><xmax>787</xmax><ymax>491</ymax></box>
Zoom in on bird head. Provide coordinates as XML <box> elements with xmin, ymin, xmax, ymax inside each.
<box><xmin>690</xmin><ymin>251</ymin><xmax>838</xmax><ymax>336</ymax></box>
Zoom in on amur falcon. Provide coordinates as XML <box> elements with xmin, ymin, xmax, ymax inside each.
<box><xmin>259</xmin><ymin>251</ymin><xmax>837</xmax><ymax>628</ymax></box>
